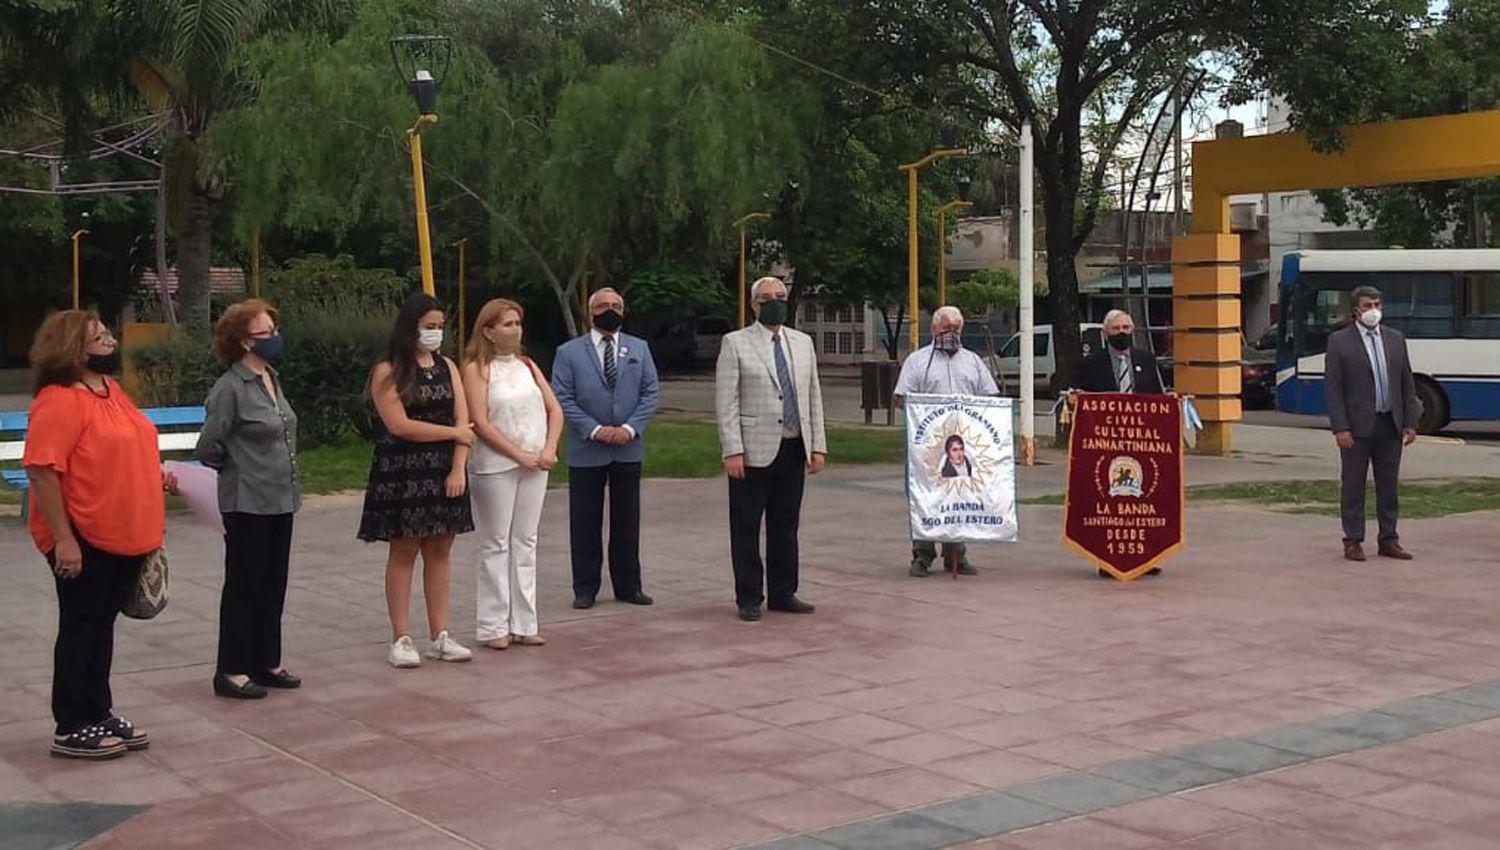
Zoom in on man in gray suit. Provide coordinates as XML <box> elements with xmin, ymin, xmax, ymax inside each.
<box><xmin>1324</xmin><ymin>285</ymin><xmax>1420</xmax><ymax>562</ymax></box>
<box><xmin>716</xmin><ymin>276</ymin><xmax>828</xmax><ymax>622</ymax></box>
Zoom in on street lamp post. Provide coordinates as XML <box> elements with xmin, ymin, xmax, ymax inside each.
<box><xmin>934</xmin><ymin>197</ymin><xmax>972</xmax><ymax>306</ymax></box>
<box><xmin>734</xmin><ymin>212</ymin><xmax>770</xmax><ymax>328</ymax></box>
<box><xmin>390</xmin><ymin>36</ymin><xmax>452</xmax><ymax>297</ymax></box>
<box><xmin>899</xmin><ymin>132</ymin><xmax>968</xmax><ymax>352</ymax></box>
<box><xmin>70</xmin><ymin>212</ymin><xmax>89</xmax><ymax>310</ymax></box>
<box><xmin>453</xmin><ymin>238</ymin><xmax>468</xmax><ymax>353</ymax></box>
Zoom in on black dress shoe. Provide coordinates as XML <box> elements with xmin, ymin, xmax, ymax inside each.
<box><xmin>618</xmin><ymin>591</ymin><xmax>654</xmax><ymax>606</ymax></box>
<box><xmin>213</xmin><ymin>675</ymin><xmax>267</xmax><ymax>700</ymax></box>
<box><xmin>767</xmin><ymin>597</ymin><xmax>815</xmax><ymax>614</ymax></box>
<box><xmin>251</xmin><ymin>669</ymin><xmax>301</xmax><ymax>689</ymax></box>
<box><xmin>572</xmin><ymin>596</ymin><xmax>595</xmax><ymax>610</ymax></box>
<box><xmin>738</xmin><ymin>605</ymin><xmax>762</xmax><ymax>622</ymax></box>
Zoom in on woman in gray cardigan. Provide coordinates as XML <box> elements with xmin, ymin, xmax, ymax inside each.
<box><xmin>195</xmin><ymin>299</ymin><xmax>301</xmax><ymax>700</ymax></box>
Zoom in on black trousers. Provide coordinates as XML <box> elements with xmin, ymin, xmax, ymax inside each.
<box><xmin>217</xmin><ymin>512</ymin><xmax>294</xmax><ymax>676</ymax></box>
<box><xmin>568</xmin><ymin>462</ymin><xmax>643</xmax><ymax>600</ymax></box>
<box><xmin>1340</xmin><ymin>413</ymin><xmax>1403</xmax><ymax>544</ymax></box>
<box><xmin>728</xmin><ymin>438</ymin><xmax>806</xmax><ymax>608</ymax></box>
<box><xmin>49</xmin><ymin>537</ymin><xmax>142</xmax><ymax>736</ymax></box>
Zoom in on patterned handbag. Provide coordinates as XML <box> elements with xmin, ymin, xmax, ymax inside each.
<box><xmin>121</xmin><ymin>547</ymin><xmax>169</xmax><ymax>620</ymax></box>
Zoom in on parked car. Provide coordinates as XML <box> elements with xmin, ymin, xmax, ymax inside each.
<box><xmin>692</xmin><ymin>316</ymin><xmax>731</xmax><ymax>363</ymax></box>
<box><xmin>986</xmin><ymin>323</ymin><xmax>1104</xmax><ymax>396</ymax></box>
<box><xmin>1241</xmin><ymin>328</ymin><xmax>1278</xmax><ymax>409</ymax></box>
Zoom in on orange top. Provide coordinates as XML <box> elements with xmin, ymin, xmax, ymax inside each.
<box><xmin>24</xmin><ymin>380</ymin><xmax>165</xmax><ymax>556</ymax></box>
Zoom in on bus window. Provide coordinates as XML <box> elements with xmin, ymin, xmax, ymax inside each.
<box><xmin>1461</xmin><ymin>271</ymin><xmax>1500</xmax><ymax>339</ymax></box>
<box><xmin>1380</xmin><ymin>272</ymin><xmax>1456</xmax><ymax>338</ymax></box>
<box><xmin>1297</xmin><ymin>285</ymin><xmax>1351</xmax><ymax>356</ymax></box>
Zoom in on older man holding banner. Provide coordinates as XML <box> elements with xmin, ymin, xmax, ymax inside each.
<box><xmin>898</xmin><ymin>306</ymin><xmax>1014</xmax><ymax>575</ymax></box>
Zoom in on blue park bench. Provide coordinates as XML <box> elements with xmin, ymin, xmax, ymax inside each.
<box><xmin>1</xmin><ymin>405</ymin><xmax>206</xmax><ymax>522</ymax></box>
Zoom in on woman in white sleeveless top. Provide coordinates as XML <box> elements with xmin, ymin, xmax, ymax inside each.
<box><xmin>460</xmin><ymin>299</ymin><xmax>562</xmax><ymax>649</ymax></box>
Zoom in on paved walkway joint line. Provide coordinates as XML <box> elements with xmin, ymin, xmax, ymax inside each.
<box><xmin>748</xmin><ymin>680</ymin><xmax>1500</xmax><ymax>850</ymax></box>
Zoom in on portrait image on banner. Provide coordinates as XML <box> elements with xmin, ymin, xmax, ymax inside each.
<box><xmin>904</xmin><ymin>394</ymin><xmax>1018</xmax><ymax>544</ymax></box>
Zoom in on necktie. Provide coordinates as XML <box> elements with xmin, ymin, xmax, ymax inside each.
<box><xmin>773</xmin><ymin>333</ymin><xmax>800</xmax><ymax>433</ymax></box>
<box><xmin>1115</xmin><ymin>355</ymin><xmax>1133</xmax><ymax>393</ymax></box>
<box><xmin>601</xmin><ymin>335</ymin><xmax>617</xmax><ymax>391</ymax></box>
<box><xmin>1366</xmin><ymin>331</ymin><xmax>1388</xmax><ymax>412</ymax></box>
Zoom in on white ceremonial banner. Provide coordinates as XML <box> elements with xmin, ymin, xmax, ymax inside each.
<box><xmin>904</xmin><ymin>394</ymin><xmax>1019</xmax><ymax>544</ymax></box>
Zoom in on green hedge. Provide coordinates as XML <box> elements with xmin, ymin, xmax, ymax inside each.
<box><xmin>131</xmin><ymin>305</ymin><xmax>391</xmax><ymax>447</ymax></box>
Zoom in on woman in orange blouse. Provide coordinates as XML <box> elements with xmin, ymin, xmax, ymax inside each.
<box><xmin>23</xmin><ymin>311</ymin><xmax>177</xmax><ymax>760</ymax></box>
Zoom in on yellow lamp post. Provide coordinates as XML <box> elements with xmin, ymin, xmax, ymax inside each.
<box><xmin>934</xmin><ymin>199</ymin><xmax>972</xmax><ymax>305</ymax></box>
<box><xmin>734</xmin><ymin>212</ymin><xmax>770</xmax><ymax>328</ymax></box>
<box><xmin>899</xmin><ymin>137</ymin><xmax>967</xmax><ymax>352</ymax></box>
<box><xmin>453</xmin><ymin>238</ymin><xmax>468</xmax><ymax>353</ymax></box>
<box><xmin>391</xmin><ymin>36</ymin><xmax>452</xmax><ymax>297</ymax></box>
<box><xmin>70</xmin><ymin>218</ymin><xmax>89</xmax><ymax>310</ymax></box>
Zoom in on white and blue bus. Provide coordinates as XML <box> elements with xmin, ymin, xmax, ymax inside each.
<box><xmin>1275</xmin><ymin>249</ymin><xmax>1500</xmax><ymax>433</ymax></box>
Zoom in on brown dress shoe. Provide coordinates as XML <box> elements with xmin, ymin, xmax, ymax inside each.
<box><xmin>1343</xmin><ymin>541</ymin><xmax>1366</xmax><ymax>562</ymax></box>
<box><xmin>1378</xmin><ymin>542</ymin><xmax>1414</xmax><ymax>560</ymax></box>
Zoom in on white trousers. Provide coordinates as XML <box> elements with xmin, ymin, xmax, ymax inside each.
<box><xmin>472</xmin><ymin>467</ymin><xmax>548</xmax><ymax>640</ymax></box>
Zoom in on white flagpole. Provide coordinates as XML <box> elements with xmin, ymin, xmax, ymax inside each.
<box><xmin>1018</xmin><ymin>120</ymin><xmax>1036</xmax><ymax>465</ymax></box>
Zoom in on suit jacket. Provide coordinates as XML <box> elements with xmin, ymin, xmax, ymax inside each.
<box><xmin>1079</xmin><ymin>347</ymin><xmax>1164</xmax><ymax>394</ymax></box>
<box><xmin>551</xmin><ymin>331</ymin><xmax>659</xmax><ymax>467</ymax></box>
<box><xmin>1323</xmin><ymin>323</ymin><xmax>1420</xmax><ymax>437</ymax></box>
<box><xmin>715</xmin><ymin>324</ymin><xmax>828</xmax><ymax>468</ymax></box>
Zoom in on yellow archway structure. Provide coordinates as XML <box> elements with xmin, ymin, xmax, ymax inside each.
<box><xmin>1172</xmin><ymin>109</ymin><xmax>1500</xmax><ymax>454</ymax></box>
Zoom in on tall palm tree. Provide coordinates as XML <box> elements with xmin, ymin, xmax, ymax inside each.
<box><xmin>128</xmin><ymin>0</ymin><xmax>351</xmax><ymax>330</ymax></box>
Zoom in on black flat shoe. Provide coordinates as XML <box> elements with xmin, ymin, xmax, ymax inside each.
<box><xmin>768</xmin><ymin>597</ymin><xmax>815</xmax><ymax>614</ymax></box>
<box><xmin>618</xmin><ymin>591</ymin><xmax>654</xmax><ymax>606</ymax></box>
<box><xmin>251</xmin><ymin>669</ymin><xmax>301</xmax><ymax>689</ymax></box>
<box><xmin>738</xmin><ymin>605</ymin><xmax>762</xmax><ymax>622</ymax></box>
<box><xmin>572</xmin><ymin>596</ymin><xmax>595</xmax><ymax>610</ymax></box>
<box><xmin>214</xmin><ymin>675</ymin><xmax>267</xmax><ymax>700</ymax></box>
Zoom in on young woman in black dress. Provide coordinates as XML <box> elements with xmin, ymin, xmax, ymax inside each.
<box><xmin>359</xmin><ymin>293</ymin><xmax>477</xmax><ymax>668</ymax></box>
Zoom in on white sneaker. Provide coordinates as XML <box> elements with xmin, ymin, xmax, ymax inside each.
<box><xmin>425</xmin><ymin>630</ymin><xmax>472</xmax><ymax>662</ymax></box>
<box><xmin>388</xmin><ymin>635</ymin><xmax>422</xmax><ymax>668</ymax></box>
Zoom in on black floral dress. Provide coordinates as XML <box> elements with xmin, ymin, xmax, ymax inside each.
<box><xmin>357</xmin><ymin>359</ymin><xmax>474</xmax><ymax>542</ymax></box>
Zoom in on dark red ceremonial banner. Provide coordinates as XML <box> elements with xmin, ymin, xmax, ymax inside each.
<box><xmin>1063</xmin><ymin>393</ymin><xmax>1184</xmax><ymax>581</ymax></box>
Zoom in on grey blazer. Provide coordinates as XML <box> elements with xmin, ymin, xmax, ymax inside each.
<box><xmin>1323</xmin><ymin>323</ymin><xmax>1421</xmax><ymax>437</ymax></box>
<box><xmin>715</xmin><ymin>324</ymin><xmax>828</xmax><ymax>468</ymax></box>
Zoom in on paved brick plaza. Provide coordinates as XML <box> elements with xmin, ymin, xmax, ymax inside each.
<box><xmin>3</xmin><ymin>447</ymin><xmax>1500</xmax><ymax>849</ymax></box>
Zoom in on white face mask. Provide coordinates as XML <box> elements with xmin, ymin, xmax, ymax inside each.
<box><xmin>417</xmin><ymin>328</ymin><xmax>444</xmax><ymax>352</ymax></box>
<box><xmin>1358</xmin><ymin>308</ymin><xmax>1382</xmax><ymax>329</ymax></box>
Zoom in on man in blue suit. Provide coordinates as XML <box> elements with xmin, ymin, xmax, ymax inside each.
<box><xmin>551</xmin><ymin>288</ymin><xmax>660</xmax><ymax>609</ymax></box>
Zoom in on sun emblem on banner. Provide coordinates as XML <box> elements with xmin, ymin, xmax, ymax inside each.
<box><xmin>923</xmin><ymin>415</ymin><xmax>995</xmax><ymax>496</ymax></box>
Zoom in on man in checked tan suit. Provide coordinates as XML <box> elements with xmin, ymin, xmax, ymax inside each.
<box><xmin>716</xmin><ymin>276</ymin><xmax>828</xmax><ymax>622</ymax></box>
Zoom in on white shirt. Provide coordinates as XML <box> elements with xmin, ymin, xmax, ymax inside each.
<box><xmin>1363</xmin><ymin>325</ymin><xmax>1390</xmax><ymax>413</ymax></box>
<box><xmin>586</xmin><ymin>328</ymin><xmax>635</xmax><ymax>441</ymax></box>
<box><xmin>469</xmin><ymin>355</ymin><xmax>547</xmax><ymax>474</ymax></box>
<box><xmin>894</xmin><ymin>344</ymin><xmax>998</xmax><ymax>397</ymax></box>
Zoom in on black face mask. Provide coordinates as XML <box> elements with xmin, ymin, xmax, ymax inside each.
<box><xmin>249</xmin><ymin>332</ymin><xmax>285</xmax><ymax>363</ymax></box>
<box><xmin>757</xmin><ymin>299</ymin><xmax>789</xmax><ymax>326</ymax></box>
<box><xmin>592</xmin><ymin>309</ymin><xmax>624</xmax><ymax>333</ymax></box>
<box><xmin>1108</xmin><ymin>332</ymin><xmax>1133</xmax><ymax>351</ymax></box>
<box><xmin>85</xmin><ymin>351</ymin><xmax>122</xmax><ymax>375</ymax></box>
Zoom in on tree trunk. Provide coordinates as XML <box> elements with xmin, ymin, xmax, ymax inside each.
<box><xmin>1041</xmin><ymin>190</ymin><xmax>1084</xmax><ymax>392</ymax></box>
<box><xmin>175</xmin><ymin>188</ymin><xmax>216</xmax><ymax>332</ymax></box>
<box><xmin>154</xmin><ymin>177</ymin><xmax>175</xmax><ymax>326</ymax></box>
